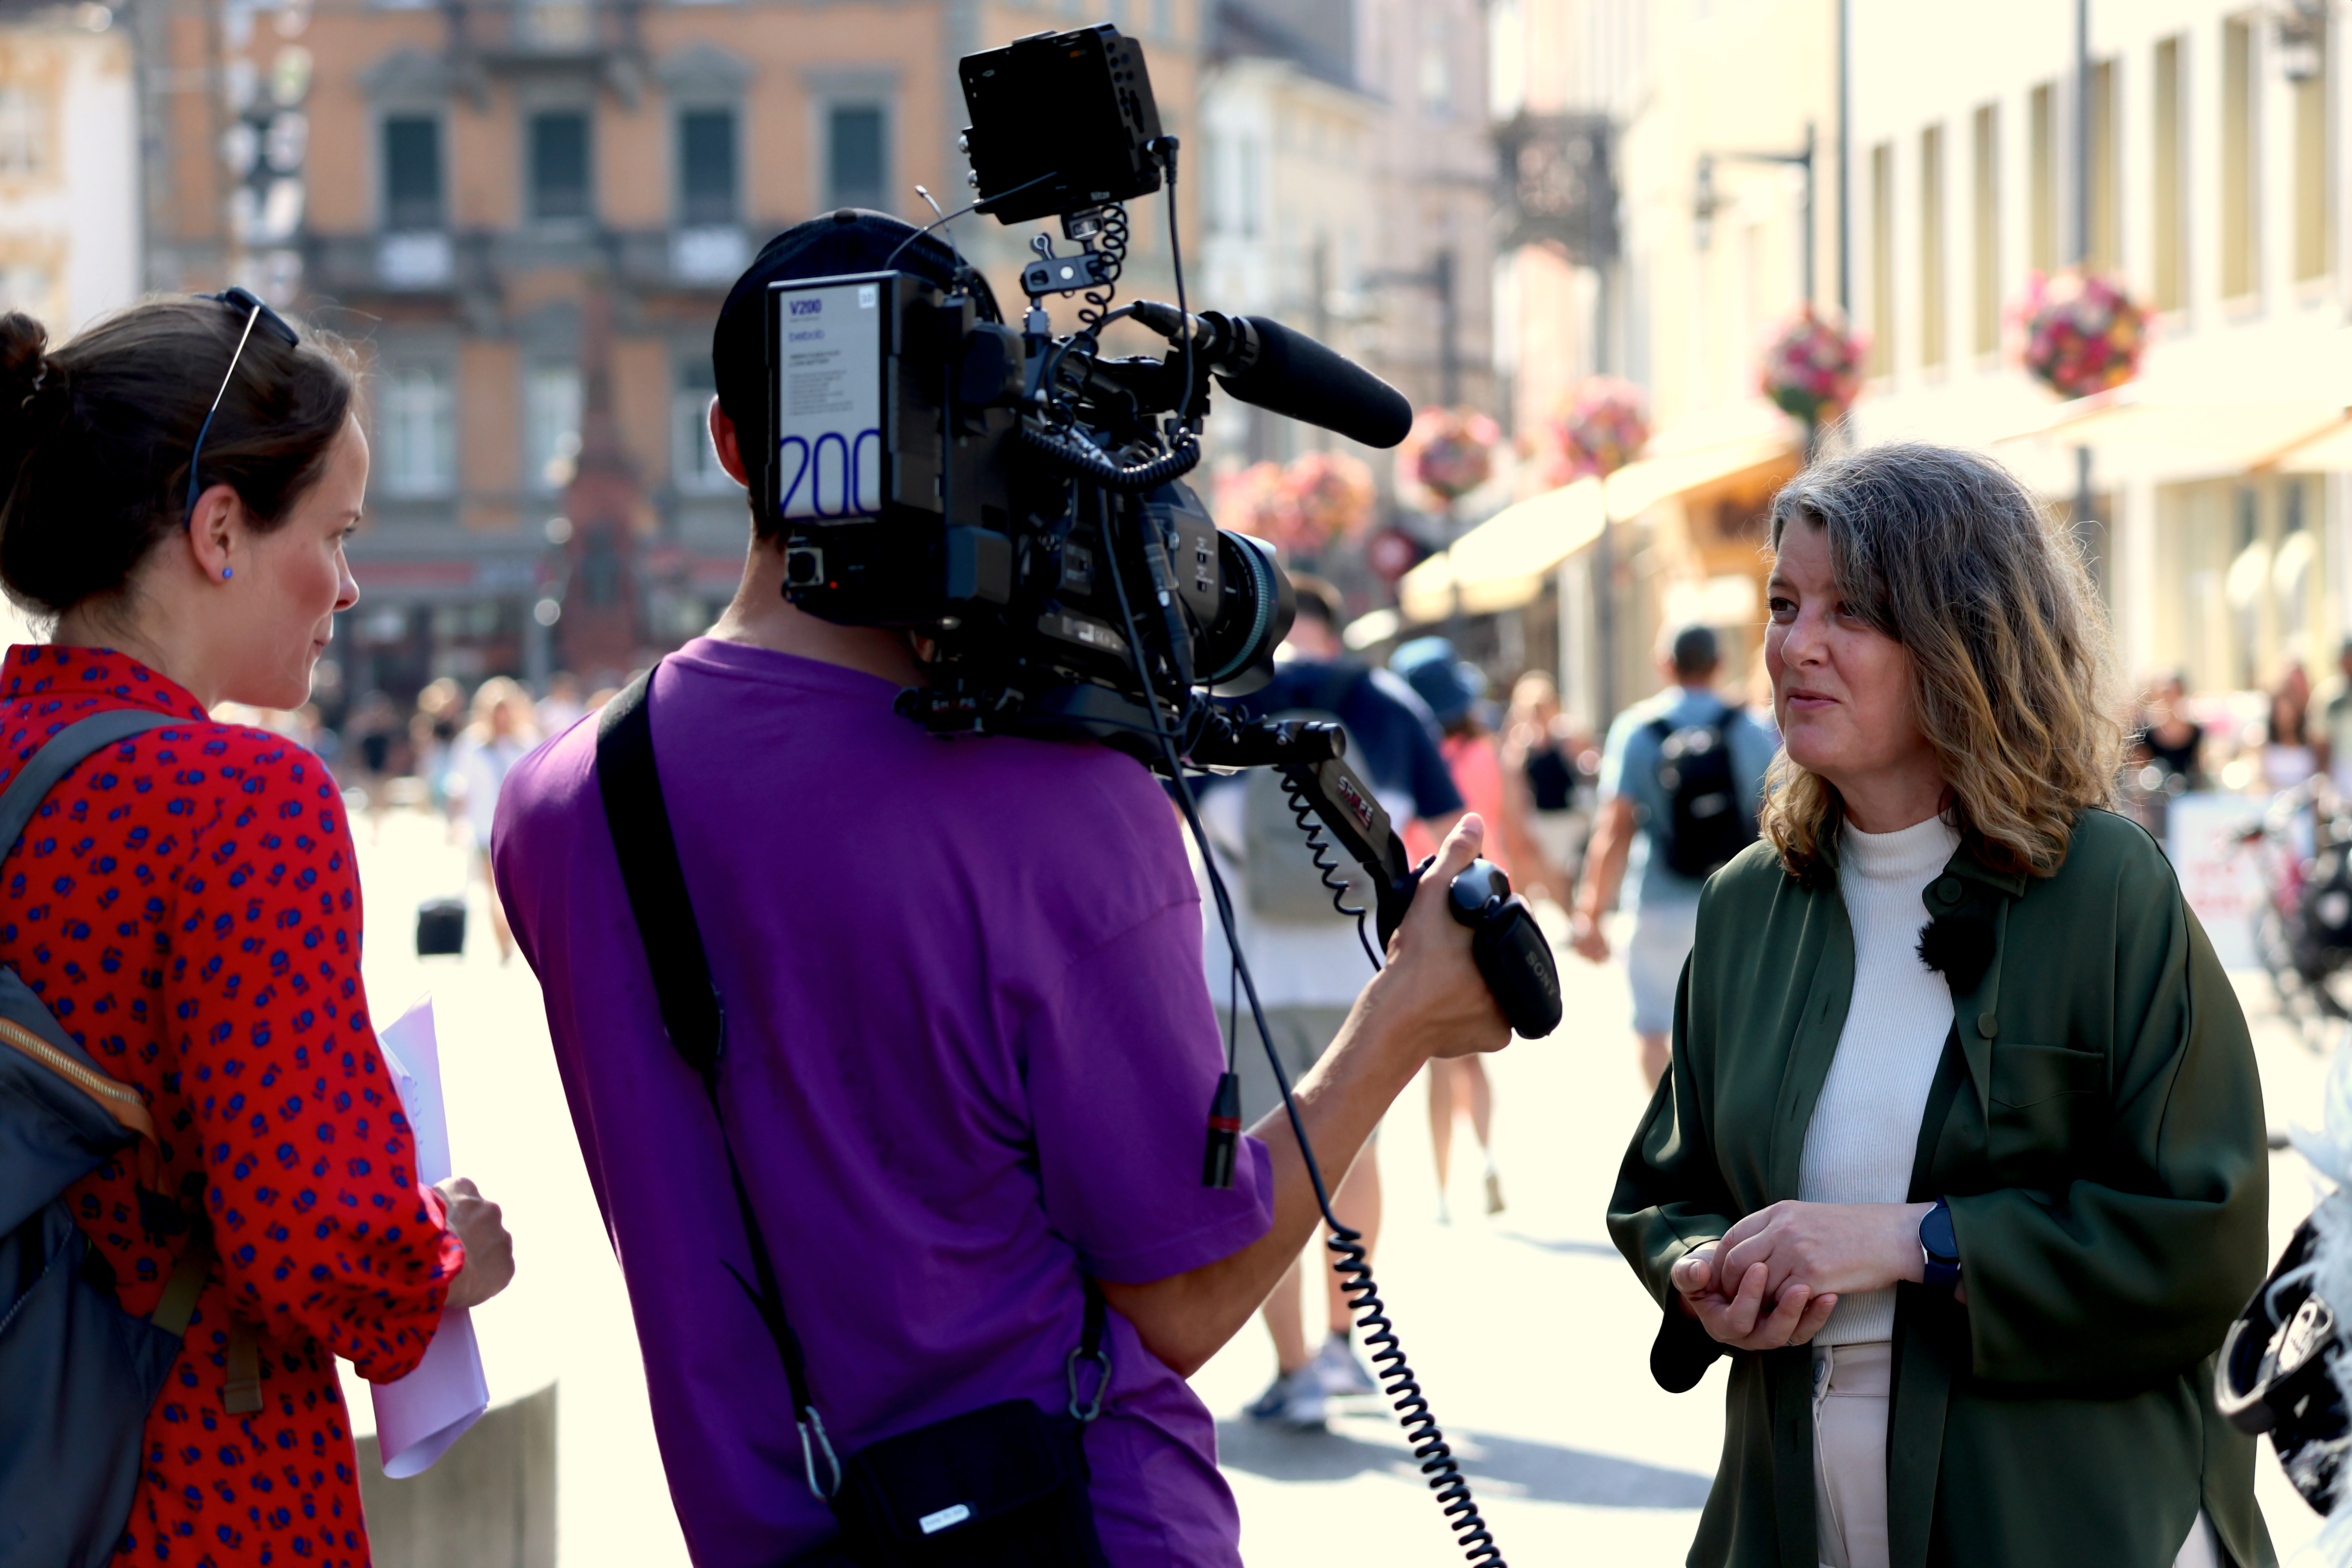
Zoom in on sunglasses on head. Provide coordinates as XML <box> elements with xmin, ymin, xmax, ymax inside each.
<box><xmin>185</xmin><ymin>286</ymin><xmax>301</xmax><ymax>530</ymax></box>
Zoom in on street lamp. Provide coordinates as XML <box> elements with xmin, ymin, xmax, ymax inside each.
<box><xmin>1691</xmin><ymin>123</ymin><xmax>1818</xmax><ymax>307</ymax></box>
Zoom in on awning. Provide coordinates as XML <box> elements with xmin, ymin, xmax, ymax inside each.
<box><xmin>1394</xmin><ymin>429</ymin><xmax>1802</xmax><ymax>625</ymax></box>
<box><xmin>1398</xmin><ymin>477</ymin><xmax>1605</xmax><ymax>624</ymax></box>
<box><xmin>1992</xmin><ymin>366</ymin><xmax>2352</xmax><ymax>477</ymax></box>
<box><xmin>1601</xmin><ymin>431</ymin><xmax>1800</xmax><ymax>521</ymax></box>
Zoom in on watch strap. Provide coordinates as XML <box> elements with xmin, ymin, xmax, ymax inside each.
<box><xmin>1920</xmin><ymin>1198</ymin><xmax>1961</xmax><ymax>1292</ymax></box>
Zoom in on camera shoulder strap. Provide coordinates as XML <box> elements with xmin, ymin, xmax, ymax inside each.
<box><xmin>593</xmin><ymin>663</ymin><xmax>841</xmax><ymax>1496</ymax></box>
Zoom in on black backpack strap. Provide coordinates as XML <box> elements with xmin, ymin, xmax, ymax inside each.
<box><xmin>0</xmin><ymin>704</ymin><xmax>265</xmax><ymax>1410</ymax></box>
<box><xmin>0</xmin><ymin>708</ymin><xmax>182</xmax><ymax>851</ymax></box>
<box><xmin>593</xmin><ymin>665</ymin><xmax>839</xmax><ymax>1499</ymax></box>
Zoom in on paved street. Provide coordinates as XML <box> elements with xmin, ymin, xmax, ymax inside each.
<box><xmin>341</xmin><ymin>804</ymin><xmax>2335</xmax><ymax>1566</ymax></box>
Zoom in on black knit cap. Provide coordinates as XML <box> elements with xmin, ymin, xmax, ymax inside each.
<box><xmin>710</xmin><ymin>209</ymin><xmax>962</xmax><ymax>430</ymax></box>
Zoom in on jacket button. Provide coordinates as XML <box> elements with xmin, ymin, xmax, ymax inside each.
<box><xmin>1977</xmin><ymin>1012</ymin><xmax>1999</xmax><ymax>1037</ymax></box>
<box><xmin>1932</xmin><ymin>876</ymin><xmax>1963</xmax><ymax>905</ymax></box>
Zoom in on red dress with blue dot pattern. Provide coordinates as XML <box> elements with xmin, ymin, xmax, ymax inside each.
<box><xmin>0</xmin><ymin>646</ymin><xmax>463</xmax><ymax>1566</ymax></box>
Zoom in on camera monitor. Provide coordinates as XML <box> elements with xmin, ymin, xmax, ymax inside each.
<box><xmin>959</xmin><ymin>25</ymin><xmax>1163</xmax><ymax>224</ymax></box>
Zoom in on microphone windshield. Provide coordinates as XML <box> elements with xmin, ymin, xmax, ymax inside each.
<box><xmin>1215</xmin><ymin>317</ymin><xmax>1415</xmax><ymax>450</ymax></box>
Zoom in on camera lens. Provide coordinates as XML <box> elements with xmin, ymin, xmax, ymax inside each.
<box><xmin>1200</xmin><ymin>532</ymin><xmax>1293</xmax><ymax>694</ymax></box>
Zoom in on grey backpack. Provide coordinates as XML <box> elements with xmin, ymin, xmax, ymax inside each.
<box><xmin>0</xmin><ymin>709</ymin><xmax>260</xmax><ymax>1568</ymax></box>
<box><xmin>1242</xmin><ymin>668</ymin><xmax>1374</xmax><ymax>923</ymax></box>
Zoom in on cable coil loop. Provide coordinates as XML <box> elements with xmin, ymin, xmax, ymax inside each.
<box><xmin>1326</xmin><ymin>1225</ymin><xmax>1504</xmax><ymax>1565</ymax></box>
<box><xmin>1283</xmin><ymin>772</ymin><xmax>1382</xmax><ymax>970</ymax></box>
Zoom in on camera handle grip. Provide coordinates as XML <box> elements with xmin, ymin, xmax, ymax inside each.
<box><xmin>1376</xmin><ymin>855</ymin><xmax>1564</xmax><ymax>1040</ymax></box>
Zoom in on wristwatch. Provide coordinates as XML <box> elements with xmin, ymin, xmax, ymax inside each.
<box><xmin>1919</xmin><ymin>1198</ymin><xmax>1962</xmax><ymax>1291</ymax></box>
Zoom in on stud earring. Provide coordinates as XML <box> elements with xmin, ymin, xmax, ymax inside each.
<box><xmin>222</xmin><ymin>567</ymin><xmax>233</xmax><ymax>580</ymax></box>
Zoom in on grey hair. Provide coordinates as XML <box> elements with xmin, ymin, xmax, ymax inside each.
<box><xmin>1760</xmin><ymin>441</ymin><xmax>2125</xmax><ymax>882</ymax></box>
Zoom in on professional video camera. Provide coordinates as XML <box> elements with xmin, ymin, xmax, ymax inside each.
<box><xmin>754</xmin><ymin>38</ymin><xmax>1552</xmax><ymax>1559</ymax></box>
<box><xmin>755</xmin><ymin>22</ymin><xmax>1553</xmax><ymax>1004</ymax></box>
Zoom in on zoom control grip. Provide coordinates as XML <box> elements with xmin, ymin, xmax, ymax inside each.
<box><xmin>1377</xmin><ymin>856</ymin><xmax>1564</xmax><ymax>1039</ymax></box>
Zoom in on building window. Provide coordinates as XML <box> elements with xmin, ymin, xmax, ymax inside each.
<box><xmin>2154</xmin><ymin>36</ymin><xmax>2186</xmax><ymax>310</ymax></box>
<box><xmin>0</xmin><ymin>85</ymin><xmax>49</xmax><ymax>178</ymax></box>
<box><xmin>382</xmin><ymin>115</ymin><xmax>444</xmax><ymax>230</ymax></box>
<box><xmin>824</xmin><ymin>104</ymin><xmax>887</xmax><ymax>211</ymax></box>
<box><xmin>1418</xmin><ymin>13</ymin><xmax>1452</xmax><ymax>116</ymax></box>
<box><xmin>1868</xmin><ymin>141</ymin><xmax>1892</xmax><ymax>377</ymax></box>
<box><xmin>2294</xmin><ymin>16</ymin><xmax>2330</xmax><ymax>281</ymax></box>
<box><xmin>376</xmin><ymin>365</ymin><xmax>456</xmax><ymax>498</ymax></box>
<box><xmin>2222</xmin><ymin>16</ymin><xmax>2258</xmax><ymax>298</ymax></box>
<box><xmin>1920</xmin><ymin>123</ymin><xmax>1945</xmax><ymax>371</ymax></box>
<box><xmin>529</xmin><ymin>110</ymin><xmax>592</xmax><ymax>223</ymax></box>
<box><xmin>526</xmin><ymin>365</ymin><xmax>582</xmax><ymax>494</ymax></box>
<box><xmin>2027</xmin><ymin>82</ymin><xmax>2056</xmax><ymax>275</ymax></box>
<box><xmin>678</xmin><ymin>107</ymin><xmax>738</xmax><ymax>226</ymax></box>
<box><xmin>672</xmin><ymin>358</ymin><xmax>735</xmax><ymax>493</ymax></box>
<box><xmin>1971</xmin><ymin>104</ymin><xmax>1999</xmax><ymax>355</ymax></box>
<box><xmin>2087</xmin><ymin>59</ymin><xmax>2117</xmax><ymax>272</ymax></box>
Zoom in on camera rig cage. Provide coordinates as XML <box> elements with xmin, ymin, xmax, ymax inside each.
<box><xmin>753</xmin><ymin>28</ymin><xmax>1560</xmax><ymax>1566</ymax></box>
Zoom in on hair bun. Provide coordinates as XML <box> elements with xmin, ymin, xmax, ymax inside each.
<box><xmin>0</xmin><ymin>312</ymin><xmax>47</xmax><ymax>408</ymax></box>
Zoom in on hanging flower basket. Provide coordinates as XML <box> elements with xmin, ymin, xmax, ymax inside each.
<box><xmin>2019</xmin><ymin>269</ymin><xmax>2147</xmax><ymax>400</ymax></box>
<box><xmin>1400</xmin><ymin>405</ymin><xmax>1500</xmax><ymax>506</ymax></box>
<box><xmin>1545</xmin><ymin>376</ymin><xmax>1651</xmax><ymax>485</ymax></box>
<box><xmin>1214</xmin><ymin>461</ymin><xmax>1297</xmax><ymax>550</ymax></box>
<box><xmin>1283</xmin><ymin>450</ymin><xmax>1377</xmax><ymax>548</ymax></box>
<box><xmin>1214</xmin><ymin>452</ymin><xmax>1378</xmax><ymax>561</ymax></box>
<box><xmin>1759</xmin><ymin>307</ymin><xmax>1867</xmax><ymax>425</ymax></box>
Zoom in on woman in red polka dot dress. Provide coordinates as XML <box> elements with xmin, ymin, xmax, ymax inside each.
<box><xmin>0</xmin><ymin>296</ymin><xmax>515</xmax><ymax>1564</ymax></box>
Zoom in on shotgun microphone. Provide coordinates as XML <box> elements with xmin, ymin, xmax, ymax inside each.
<box><xmin>1131</xmin><ymin>302</ymin><xmax>1416</xmax><ymax>450</ymax></box>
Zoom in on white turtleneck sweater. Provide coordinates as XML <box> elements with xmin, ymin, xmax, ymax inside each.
<box><xmin>1798</xmin><ymin>813</ymin><xmax>1962</xmax><ymax>1345</ymax></box>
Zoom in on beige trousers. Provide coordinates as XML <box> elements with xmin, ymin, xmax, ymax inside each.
<box><xmin>1810</xmin><ymin>1340</ymin><xmax>2221</xmax><ymax>1568</ymax></box>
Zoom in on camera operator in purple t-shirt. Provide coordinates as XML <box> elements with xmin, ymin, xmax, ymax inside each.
<box><xmin>492</xmin><ymin>214</ymin><xmax>1511</xmax><ymax>1568</ymax></box>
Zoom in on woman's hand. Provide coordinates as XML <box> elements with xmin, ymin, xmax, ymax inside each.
<box><xmin>1671</xmin><ymin>1243</ymin><xmax>1839</xmax><ymax>1350</ymax></box>
<box><xmin>436</xmin><ymin>1176</ymin><xmax>515</xmax><ymax>1312</ymax></box>
<box><xmin>1714</xmin><ymin>1199</ymin><xmax>1933</xmax><ymax>1303</ymax></box>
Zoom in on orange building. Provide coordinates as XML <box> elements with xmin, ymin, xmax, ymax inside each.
<box><xmin>137</xmin><ymin>0</ymin><xmax>1200</xmax><ymax>693</ymax></box>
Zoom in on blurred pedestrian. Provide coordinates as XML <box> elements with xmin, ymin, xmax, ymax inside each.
<box><xmin>2265</xmin><ymin>659</ymin><xmax>2317</xmax><ymax>791</ymax></box>
<box><xmin>1571</xmin><ymin>623</ymin><xmax>1775</xmax><ymax>1086</ymax></box>
<box><xmin>2132</xmin><ymin>670</ymin><xmax>2207</xmax><ymax>789</ymax></box>
<box><xmin>450</xmin><ymin>676</ymin><xmax>539</xmax><ymax>961</ymax></box>
<box><xmin>537</xmin><ymin>670</ymin><xmax>585</xmax><ymax>738</ymax></box>
<box><xmin>1193</xmin><ymin>577</ymin><xmax>1463</xmax><ymax>1427</ymax></box>
<box><xmin>413</xmin><ymin>675</ymin><xmax>464</xmax><ymax>836</ymax></box>
<box><xmin>1393</xmin><ymin>637</ymin><xmax>1559</xmax><ymax>1222</ymax></box>
<box><xmin>1611</xmin><ymin>443</ymin><xmax>2269</xmax><ymax>1568</ymax></box>
<box><xmin>1504</xmin><ymin>671</ymin><xmax>1590</xmax><ymax>890</ymax></box>
<box><xmin>2312</xmin><ymin>639</ymin><xmax>2352</xmax><ymax>798</ymax></box>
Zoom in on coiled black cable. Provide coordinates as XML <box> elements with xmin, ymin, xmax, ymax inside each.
<box><xmin>1075</xmin><ymin>201</ymin><xmax>1129</xmax><ymax>328</ymax></box>
<box><xmin>1283</xmin><ymin>773</ymin><xmax>1384</xmax><ymax>972</ymax></box>
<box><xmin>1017</xmin><ymin>423</ymin><xmax>1201</xmax><ymax>492</ymax></box>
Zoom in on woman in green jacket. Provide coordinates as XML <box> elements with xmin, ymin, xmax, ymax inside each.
<box><xmin>1609</xmin><ymin>443</ymin><xmax>2272</xmax><ymax>1568</ymax></box>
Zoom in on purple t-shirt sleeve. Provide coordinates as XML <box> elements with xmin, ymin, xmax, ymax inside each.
<box><xmin>1024</xmin><ymin>899</ymin><xmax>1276</xmax><ymax>1284</ymax></box>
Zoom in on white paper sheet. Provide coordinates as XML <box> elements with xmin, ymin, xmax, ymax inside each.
<box><xmin>371</xmin><ymin>996</ymin><xmax>490</xmax><ymax>1478</ymax></box>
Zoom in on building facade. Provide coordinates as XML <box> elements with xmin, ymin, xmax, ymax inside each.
<box><xmin>0</xmin><ymin>0</ymin><xmax>138</xmax><ymax>336</ymax></box>
<box><xmin>1848</xmin><ymin>0</ymin><xmax>2352</xmax><ymax>698</ymax></box>
<box><xmin>137</xmin><ymin>0</ymin><xmax>1203</xmax><ymax>695</ymax></box>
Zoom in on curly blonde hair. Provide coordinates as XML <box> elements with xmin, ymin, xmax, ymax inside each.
<box><xmin>1761</xmin><ymin>443</ymin><xmax>2125</xmax><ymax>883</ymax></box>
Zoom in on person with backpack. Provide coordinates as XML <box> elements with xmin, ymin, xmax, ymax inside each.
<box><xmin>0</xmin><ymin>296</ymin><xmax>514</xmax><ymax>1568</ymax></box>
<box><xmin>1570</xmin><ymin>623</ymin><xmax>1776</xmax><ymax>1087</ymax></box>
<box><xmin>1192</xmin><ymin>577</ymin><xmax>1465</xmax><ymax>1429</ymax></box>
